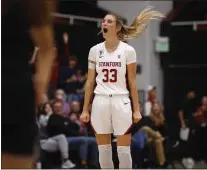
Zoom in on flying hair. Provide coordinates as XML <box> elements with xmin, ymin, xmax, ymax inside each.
<box><xmin>109</xmin><ymin>7</ymin><xmax>165</xmax><ymax>41</ymax></box>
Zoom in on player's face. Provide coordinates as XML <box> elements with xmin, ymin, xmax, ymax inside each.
<box><xmin>101</xmin><ymin>15</ymin><xmax>120</xmax><ymax>39</ymax></box>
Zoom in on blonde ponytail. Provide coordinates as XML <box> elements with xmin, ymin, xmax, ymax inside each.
<box><xmin>117</xmin><ymin>7</ymin><xmax>165</xmax><ymax>41</ymax></box>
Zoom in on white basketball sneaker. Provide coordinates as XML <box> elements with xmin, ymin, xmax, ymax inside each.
<box><xmin>61</xmin><ymin>159</ymin><xmax>76</xmax><ymax>169</ymax></box>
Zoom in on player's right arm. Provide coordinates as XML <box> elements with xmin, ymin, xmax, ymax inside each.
<box><xmin>27</xmin><ymin>0</ymin><xmax>56</xmax><ymax>105</ymax></box>
<box><xmin>81</xmin><ymin>47</ymin><xmax>97</xmax><ymax>122</ymax></box>
<box><xmin>83</xmin><ymin>66</ymin><xmax>96</xmax><ymax>111</ymax></box>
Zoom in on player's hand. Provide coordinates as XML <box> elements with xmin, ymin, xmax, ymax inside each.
<box><xmin>80</xmin><ymin>111</ymin><xmax>90</xmax><ymax>123</ymax></box>
<box><xmin>133</xmin><ymin>110</ymin><xmax>142</xmax><ymax>123</ymax></box>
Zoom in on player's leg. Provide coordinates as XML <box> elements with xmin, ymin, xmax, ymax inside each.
<box><xmin>112</xmin><ymin>95</ymin><xmax>133</xmax><ymax>169</ymax></box>
<box><xmin>90</xmin><ymin>95</ymin><xmax>114</xmax><ymax>169</ymax></box>
<box><xmin>95</xmin><ymin>134</ymin><xmax>114</xmax><ymax>169</ymax></box>
<box><xmin>116</xmin><ymin>134</ymin><xmax>132</xmax><ymax>169</ymax></box>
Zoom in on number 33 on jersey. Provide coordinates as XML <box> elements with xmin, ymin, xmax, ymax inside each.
<box><xmin>88</xmin><ymin>41</ymin><xmax>137</xmax><ymax>95</ymax></box>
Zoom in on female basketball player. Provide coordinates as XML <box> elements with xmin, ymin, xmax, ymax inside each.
<box><xmin>80</xmin><ymin>7</ymin><xmax>164</xmax><ymax>169</ymax></box>
<box><xmin>2</xmin><ymin>0</ymin><xmax>56</xmax><ymax>168</ymax></box>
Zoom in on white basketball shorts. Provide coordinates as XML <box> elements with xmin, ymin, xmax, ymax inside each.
<box><xmin>90</xmin><ymin>94</ymin><xmax>133</xmax><ymax>136</ymax></box>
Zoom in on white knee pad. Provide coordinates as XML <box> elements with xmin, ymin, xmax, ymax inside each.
<box><xmin>98</xmin><ymin>144</ymin><xmax>114</xmax><ymax>169</ymax></box>
<box><xmin>117</xmin><ymin>146</ymin><xmax>132</xmax><ymax>169</ymax></box>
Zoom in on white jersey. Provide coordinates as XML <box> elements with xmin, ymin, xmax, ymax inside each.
<box><xmin>88</xmin><ymin>41</ymin><xmax>136</xmax><ymax>95</ymax></box>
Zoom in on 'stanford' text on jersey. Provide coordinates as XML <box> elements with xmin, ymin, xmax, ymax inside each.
<box><xmin>88</xmin><ymin>41</ymin><xmax>137</xmax><ymax>95</ymax></box>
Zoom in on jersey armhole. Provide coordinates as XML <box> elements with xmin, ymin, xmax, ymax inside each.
<box><xmin>124</xmin><ymin>44</ymin><xmax>128</xmax><ymax>65</ymax></box>
<box><xmin>124</xmin><ymin>44</ymin><xmax>136</xmax><ymax>65</ymax></box>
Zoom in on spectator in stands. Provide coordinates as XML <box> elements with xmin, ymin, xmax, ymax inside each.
<box><xmin>192</xmin><ymin>96</ymin><xmax>207</xmax><ymax>129</ymax></box>
<box><xmin>69</xmin><ymin>113</ymin><xmax>99</xmax><ymax>168</ymax></box>
<box><xmin>178</xmin><ymin>90</ymin><xmax>197</xmax><ymax>168</ymax></box>
<box><xmin>54</xmin><ymin>89</ymin><xmax>70</xmax><ymax>117</ymax></box>
<box><xmin>178</xmin><ymin>90</ymin><xmax>197</xmax><ymax>129</ymax></box>
<box><xmin>70</xmin><ymin>100</ymin><xmax>81</xmax><ymax>114</ymax></box>
<box><xmin>200</xmin><ymin>96</ymin><xmax>207</xmax><ymax>111</ymax></box>
<box><xmin>59</xmin><ymin>56</ymin><xmax>78</xmax><ymax>101</ymax></box>
<box><xmin>144</xmin><ymin>85</ymin><xmax>157</xmax><ymax>116</ymax></box>
<box><xmin>131</xmin><ymin>129</ymin><xmax>146</xmax><ymax>168</ymax></box>
<box><xmin>149</xmin><ymin>103</ymin><xmax>167</xmax><ymax>137</ymax></box>
<box><xmin>141</xmin><ymin>102</ymin><xmax>167</xmax><ymax>168</ymax></box>
<box><xmin>39</xmin><ymin>102</ymin><xmax>53</xmax><ymax>129</ymax></box>
<box><xmin>47</xmin><ymin>100</ymin><xmax>89</xmax><ymax>168</ymax></box>
<box><xmin>37</xmin><ymin>103</ymin><xmax>75</xmax><ymax>168</ymax></box>
<box><xmin>40</xmin><ymin>134</ymin><xmax>76</xmax><ymax>168</ymax></box>
<box><xmin>77</xmin><ymin>73</ymin><xmax>87</xmax><ymax>94</ymax></box>
<box><xmin>191</xmin><ymin>96</ymin><xmax>207</xmax><ymax>161</ymax></box>
<box><xmin>76</xmin><ymin>69</ymin><xmax>87</xmax><ymax>100</ymax></box>
<box><xmin>76</xmin><ymin>68</ymin><xmax>87</xmax><ymax>89</ymax></box>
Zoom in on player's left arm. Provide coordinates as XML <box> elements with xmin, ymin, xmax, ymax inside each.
<box><xmin>126</xmin><ymin>47</ymin><xmax>140</xmax><ymax>113</ymax></box>
<box><xmin>127</xmin><ymin>63</ymin><xmax>140</xmax><ymax>112</ymax></box>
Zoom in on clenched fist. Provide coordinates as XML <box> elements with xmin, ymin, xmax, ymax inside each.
<box><xmin>80</xmin><ymin>111</ymin><xmax>90</xmax><ymax>123</ymax></box>
<box><xmin>133</xmin><ymin>111</ymin><xmax>142</xmax><ymax>123</ymax></box>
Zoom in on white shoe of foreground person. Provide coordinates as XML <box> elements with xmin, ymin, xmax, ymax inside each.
<box><xmin>186</xmin><ymin>158</ymin><xmax>194</xmax><ymax>169</ymax></box>
<box><xmin>61</xmin><ymin>159</ymin><xmax>76</xmax><ymax>169</ymax></box>
<box><xmin>182</xmin><ymin>157</ymin><xmax>195</xmax><ymax>169</ymax></box>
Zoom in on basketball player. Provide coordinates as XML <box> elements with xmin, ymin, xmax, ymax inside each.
<box><xmin>80</xmin><ymin>7</ymin><xmax>164</xmax><ymax>169</ymax></box>
<box><xmin>2</xmin><ymin>0</ymin><xmax>56</xmax><ymax>168</ymax></box>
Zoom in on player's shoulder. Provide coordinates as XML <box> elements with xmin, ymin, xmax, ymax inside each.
<box><xmin>121</xmin><ymin>42</ymin><xmax>136</xmax><ymax>53</ymax></box>
<box><xmin>122</xmin><ymin>42</ymin><xmax>136</xmax><ymax>55</ymax></box>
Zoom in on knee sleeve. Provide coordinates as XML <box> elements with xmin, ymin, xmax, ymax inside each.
<box><xmin>98</xmin><ymin>144</ymin><xmax>114</xmax><ymax>169</ymax></box>
<box><xmin>117</xmin><ymin>146</ymin><xmax>132</xmax><ymax>169</ymax></box>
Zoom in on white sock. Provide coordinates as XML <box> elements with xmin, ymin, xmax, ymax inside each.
<box><xmin>117</xmin><ymin>146</ymin><xmax>132</xmax><ymax>169</ymax></box>
<box><xmin>98</xmin><ymin>144</ymin><xmax>114</xmax><ymax>169</ymax></box>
